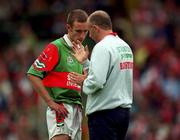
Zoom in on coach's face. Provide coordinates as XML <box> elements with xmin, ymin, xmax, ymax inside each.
<box><xmin>87</xmin><ymin>22</ymin><xmax>99</xmax><ymax>43</ymax></box>
<box><xmin>67</xmin><ymin>21</ymin><xmax>88</xmax><ymax>43</ymax></box>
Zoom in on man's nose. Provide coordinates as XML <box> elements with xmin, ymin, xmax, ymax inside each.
<box><xmin>80</xmin><ymin>31</ymin><xmax>86</xmax><ymax>38</ymax></box>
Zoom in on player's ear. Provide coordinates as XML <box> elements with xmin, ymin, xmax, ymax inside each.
<box><xmin>66</xmin><ymin>24</ymin><xmax>71</xmax><ymax>30</ymax></box>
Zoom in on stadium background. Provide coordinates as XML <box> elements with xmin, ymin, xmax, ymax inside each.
<box><xmin>0</xmin><ymin>0</ymin><xmax>180</xmax><ymax>139</ymax></box>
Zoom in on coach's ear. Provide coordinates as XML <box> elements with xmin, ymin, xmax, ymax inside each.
<box><xmin>93</xmin><ymin>24</ymin><xmax>100</xmax><ymax>32</ymax></box>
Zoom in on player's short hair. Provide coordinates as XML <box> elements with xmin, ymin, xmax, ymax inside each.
<box><xmin>88</xmin><ymin>10</ymin><xmax>112</xmax><ymax>30</ymax></box>
<box><xmin>67</xmin><ymin>9</ymin><xmax>88</xmax><ymax>26</ymax></box>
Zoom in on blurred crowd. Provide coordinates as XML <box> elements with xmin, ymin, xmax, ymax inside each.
<box><xmin>0</xmin><ymin>0</ymin><xmax>180</xmax><ymax>140</ymax></box>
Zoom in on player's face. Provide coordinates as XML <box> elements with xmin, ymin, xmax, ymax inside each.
<box><xmin>67</xmin><ymin>21</ymin><xmax>88</xmax><ymax>43</ymax></box>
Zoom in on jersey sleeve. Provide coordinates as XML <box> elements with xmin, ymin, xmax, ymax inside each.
<box><xmin>27</xmin><ymin>65</ymin><xmax>45</xmax><ymax>78</ymax></box>
<box><xmin>27</xmin><ymin>43</ymin><xmax>59</xmax><ymax>78</ymax></box>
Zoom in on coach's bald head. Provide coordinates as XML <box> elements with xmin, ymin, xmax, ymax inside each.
<box><xmin>88</xmin><ymin>10</ymin><xmax>112</xmax><ymax>30</ymax></box>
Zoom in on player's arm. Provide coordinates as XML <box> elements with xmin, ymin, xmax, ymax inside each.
<box><xmin>27</xmin><ymin>43</ymin><xmax>68</xmax><ymax>117</ymax></box>
<box><xmin>27</xmin><ymin>74</ymin><xmax>51</xmax><ymax>104</ymax></box>
<box><xmin>27</xmin><ymin>74</ymin><xmax>68</xmax><ymax>117</ymax></box>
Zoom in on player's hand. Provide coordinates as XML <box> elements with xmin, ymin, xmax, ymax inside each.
<box><xmin>72</xmin><ymin>40</ymin><xmax>89</xmax><ymax>64</ymax></box>
<box><xmin>47</xmin><ymin>100</ymin><xmax>68</xmax><ymax>118</ymax></box>
<box><xmin>69</xmin><ymin>70</ymin><xmax>87</xmax><ymax>86</ymax></box>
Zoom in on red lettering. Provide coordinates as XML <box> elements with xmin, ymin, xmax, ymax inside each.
<box><xmin>120</xmin><ymin>62</ymin><xmax>133</xmax><ymax>69</ymax></box>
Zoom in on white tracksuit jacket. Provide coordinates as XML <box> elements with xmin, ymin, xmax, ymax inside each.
<box><xmin>83</xmin><ymin>34</ymin><xmax>133</xmax><ymax>115</ymax></box>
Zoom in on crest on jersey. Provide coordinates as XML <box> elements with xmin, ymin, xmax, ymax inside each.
<box><xmin>67</xmin><ymin>55</ymin><xmax>74</xmax><ymax>65</ymax></box>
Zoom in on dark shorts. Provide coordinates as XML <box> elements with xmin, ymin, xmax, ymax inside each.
<box><xmin>87</xmin><ymin>106</ymin><xmax>130</xmax><ymax>140</ymax></box>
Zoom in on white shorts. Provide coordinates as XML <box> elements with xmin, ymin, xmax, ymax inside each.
<box><xmin>46</xmin><ymin>103</ymin><xmax>82</xmax><ymax>140</ymax></box>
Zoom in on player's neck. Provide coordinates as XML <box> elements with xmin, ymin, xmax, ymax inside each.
<box><xmin>67</xmin><ymin>34</ymin><xmax>72</xmax><ymax>42</ymax></box>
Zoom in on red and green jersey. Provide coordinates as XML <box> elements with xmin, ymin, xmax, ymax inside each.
<box><xmin>27</xmin><ymin>37</ymin><xmax>83</xmax><ymax>105</ymax></box>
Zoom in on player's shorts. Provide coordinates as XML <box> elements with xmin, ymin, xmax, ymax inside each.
<box><xmin>46</xmin><ymin>103</ymin><xmax>82</xmax><ymax>140</ymax></box>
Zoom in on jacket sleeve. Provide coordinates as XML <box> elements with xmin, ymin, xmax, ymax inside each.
<box><xmin>83</xmin><ymin>45</ymin><xmax>111</xmax><ymax>95</ymax></box>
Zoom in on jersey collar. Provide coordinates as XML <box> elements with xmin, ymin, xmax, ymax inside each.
<box><xmin>63</xmin><ymin>34</ymin><xmax>73</xmax><ymax>48</ymax></box>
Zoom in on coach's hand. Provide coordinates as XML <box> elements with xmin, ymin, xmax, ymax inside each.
<box><xmin>69</xmin><ymin>70</ymin><xmax>87</xmax><ymax>86</ymax></box>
